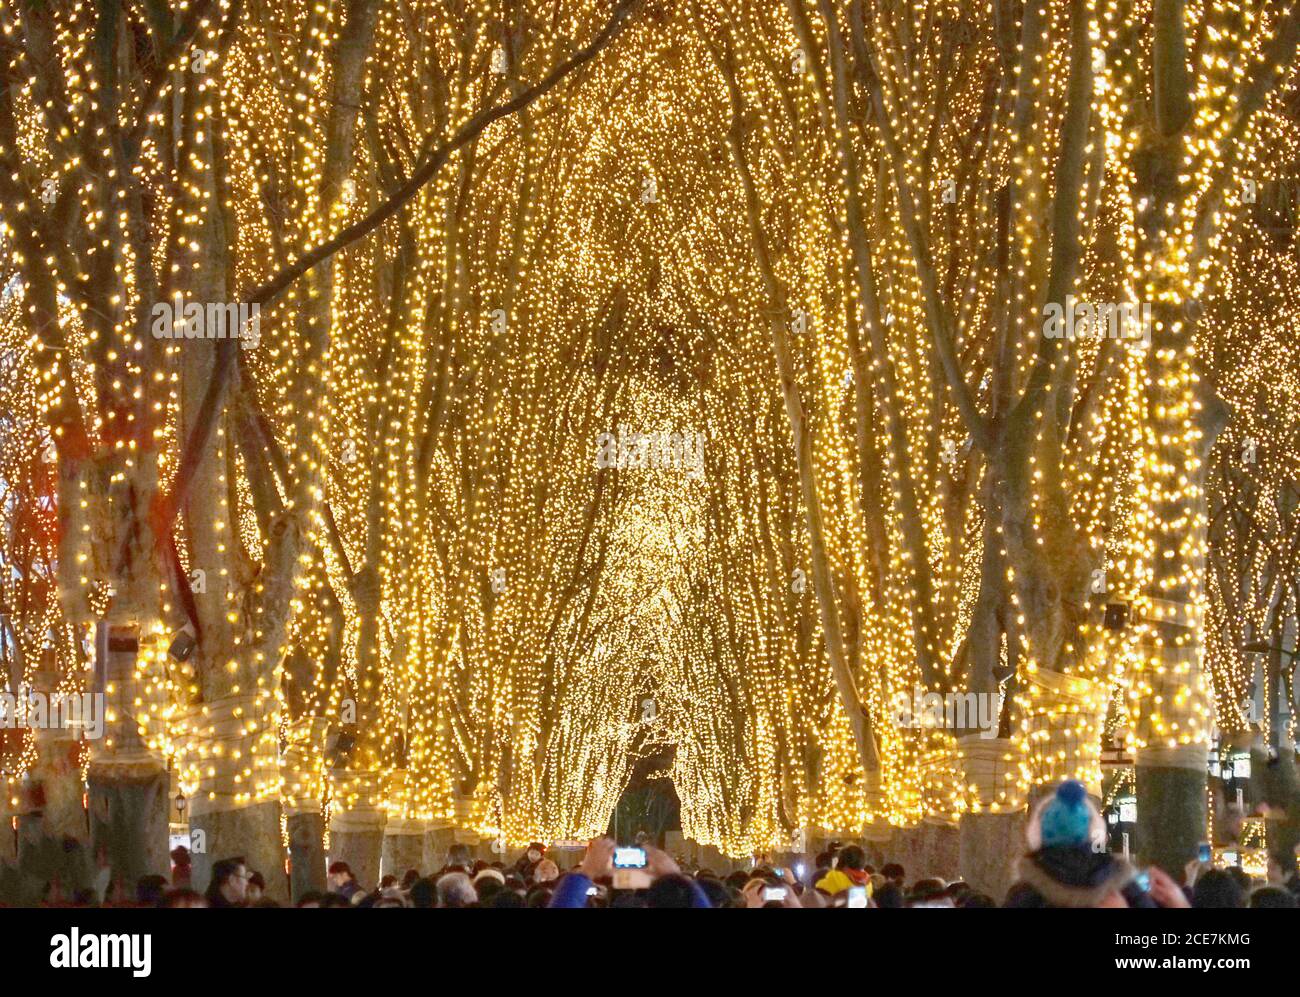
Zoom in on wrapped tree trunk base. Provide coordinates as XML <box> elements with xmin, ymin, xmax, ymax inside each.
<box><xmin>1252</xmin><ymin>743</ymin><xmax>1300</xmax><ymax>866</ymax></box>
<box><xmin>287</xmin><ymin>810</ymin><xmax>326</xmax><ymax>901</ymax></box>
<box><xmin>959</xmin><ymin>810</ymin><xmax>1024</xmax><ymax>900</ymax></box>
<box><xmin>175</xmin><ymin>694</ymin><xmax>285</xmax><ymax>898</ymax></box>
<box><xmin>955</xmin><ymin>734</ymin><xmax>1026</xmax><ymax>899</ymax></box>
<box><xmin>10</xmin><ymin>816</ymin><xmax>97</xmax><ymax>904</ymax></box>
<box><xmin>381</xmin><ymin>817</ymin><xmax>426</xmax><ymax>879</ymax></box>
<box><xmin>28</xmin><ymin>648</ymin><xmax>88</xmax><ymax>845</ymax></box>
<box><xmin>1132</xmin><ymin>600</ymin><xmax>1211</xmax><ymax>877</ymax></box>
<box><xmin>281</xmin><ymin>716</ymin><xmax>329</xmax><ymax>900</ymax></box>
<box><xmin>329</xmin><ymin>826</ymin><xmax>384</xmax><ymax>891</ymax></box>
<box><xmin>1136</xmin><ymin>744</ymin><xmax>1207</xmax><ymax>877</ymax></box>
<box><xmin>190</xmin><ymin>799</ymin><xmax>285</xmax><ymax>901</ymax></box>
<box><xmin>87</xmin><ymin>760</ymin><xmax>169</xmax><ymax>888</ymax></box>
<box><xmin>329</xmin><ymin>770</ymin><xmax>387</xmax><ymax>891</ymax></box>
<box><xmin>869</xmin><ymin>822</ymin><xmax>960</xmax><ymax>883</ymax></box>
<box><xmin>87</xmin><ymin>621</ymin><xmax>168</xmax><ymax>889</ymax></box>
<box><xmin>27</xmin><ymin>727</ymin><xmax>87</xmax><ymax>844</ymax></box>
<box><xmin>422</xmin><ymin>824</ymin><xmax>457</xmax><ymax>873</ymax></box>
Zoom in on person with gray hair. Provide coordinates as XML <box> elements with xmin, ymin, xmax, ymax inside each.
<box><xmin>442</xmin><ymin>843</ymin><xmax>472</xmax><ymax>874</ymax></box>
<box><xmin>435</xmin><ymin>871</ymin><xmax>477</xmax><ymax>908</ymax></box>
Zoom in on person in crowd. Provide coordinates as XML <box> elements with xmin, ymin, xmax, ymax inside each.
<box><xmin>246</xmin><ymin>870</ymin><xmax>266</xmax><ymax>904</ymax></box>
<box><xmin>694</xmin><ymin>874</ymin><xmax>733</xmax><ymax>908</ymax></box>
<box><xmin>169</xmin><ymin>845</ymin><xmax>193</xmax><ymax>888</ymax></box>
<box><xmin>534</xmin><ymin>857</ymin><xmax>560</xmax><ymax>884</ymax></box>
<box><xmin>409</xmin><ymin>877</ymin><xmax>436</xmax><ymax>908</ymax></box>
<box><xmin>204</xmin><ymin>856</ymin><xmax>249</xmax><ymax>908</ymax></box>
<box><xmin>159</xmin><ymin>888</ymin><xmax>207</xmax><ymax>908</ymax></box>
<box><xmin>47</xmin><ymin>805</ymin><xmax>1300</xmax><ymax>912</ymax></box>
<box><xmin>723</xmin><ymin>869</ymin><xmax>750</xmax><ymax>893</ymax></box>
<box><xmin>474</xmin><ymin>868</ymin><xmax>506</xmax><ymax>903</ymax></box>
<box><xmin>435</xmin><ymin>871</ymin><xmax>478</xmax><ymax>908</ymax></box>
<box><xmin>1192</xmin><ymin>868</ymin><xmax>1247</xmax><ymax>908</ymax></box>
<box><xmin>136</xmin><ymin>874</ymin><xmax>168</xmax><ymax>906</ymax></box>
<box><xmin>526</xmin><ymin>883</ymin><xmax>555</xmax><ymax>907</ymax></box>
<box><xmin>1266</xmin><ymin>851</ymin><xmax>1300</xmax><ymax>898</ymax></box>
<box><xmin>907</xmin><ymin>878</ymin><xmax>951</xmax><ymax>907</ymax></box>
<box><xmin>549</xmin><ymin>837</ymin><xmax>711</xmax><ymax>908</ymax></box>
<box><xmin>1226</xmin><ymin>866</ymin><xmax>1253</xmax><ymax>898</ymax></box>
<box><xmin>513</xmin><ymin>842</ymin><xmax>547</xmax><ymax>880</ymax></box>
<box><xmin>441</xmin><ymin>843</ymin><xmax>473</xmax><ymax>875</ymax></box>
<box><xmin>880</xmin><ymin>862</ymin><xmax>905</xmax><ymax>888</ymax></box>
<box><xmin>815</xmin><ymin>844</ymin><xmax>871</xmax><ymax>897</ymax></box>
<box><xmin>1003</xmin><ymin>780</ymin><xmax>1175</xmax><ymax>908</ymax></box>
<box><xmin>741</xmin><ymin>875</ymin><xmax>802</xmax><ymax>908</ymax></box>
<box><xmin>327</xmin><ymin>861</ymin><xmax>364</xmax><ymax>904</ymax></box>
<box><xmin>645</xmin><ymin>873</ymin><xmax>711</xmax><ymax>908</ymax></box>
<box><xmin>873</xmin><ymin>882</ymin><xmax>905</xmax><ymax>908</ymax></box>
<box><xmin>1249</xmin><ymin>885</ymin><xmax>1297</xmax><ymax>908</ymax></box>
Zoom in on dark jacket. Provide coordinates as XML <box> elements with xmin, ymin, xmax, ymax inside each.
<box><xmin>513</xmin><ymin>856</ymin><xmax>540</xmax><ymax>881</ymax></box>
<box><xmin>1004</xmin><ymin>846</ymin><xmax>1155</xmax><ymax>908</ymax></box>
<box><xmin>548</xmin><ymin>871</ymin><xmax>711</xmax><ymax>908</ymax></box>
<box><xmin>333</xmin><ymin>879</ymin><xmax>364</xmax><ymax>904</ymax></box>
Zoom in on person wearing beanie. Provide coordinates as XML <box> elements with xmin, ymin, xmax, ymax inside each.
<box><xmin>1004</xmin><ymin>779</ymin><xmax>1156</xmax><ymax>908</ymax></box>
<box><xmin>513</xmin><ymin>842</ymin><xmax>547</xmax><ymax>881</ymax></box>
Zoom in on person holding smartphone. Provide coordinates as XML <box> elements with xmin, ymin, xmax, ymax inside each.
<box><xmin>741</xmin><ymin>876</ymin><xmax>803</xmax><ymax>908</ymax></box>
<box><xmin>547</xmin><ymin>837</ymin><xmax>713</xmax><ymax>908</ymax></box>
<box><xmin>1004</xmin><ymin>780</ymin><xmax>1169</xmax><ymax>908</ymax></box>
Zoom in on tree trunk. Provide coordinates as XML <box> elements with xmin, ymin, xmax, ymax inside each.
<box><xmin>328</xmin><ymin>768</ymin><xmax>387</xmax><ymax>891</ymax></box>
<box><xmin>87</xmin><ymin>621</ymin><xmax>169</xmax><ymax>887</ymax></box>
<box><xmin>288</xmin><ymin>811</ymin><xmax>327</xmax><ymax>902</ymax></box>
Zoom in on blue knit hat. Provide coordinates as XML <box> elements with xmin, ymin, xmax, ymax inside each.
<box><xmin>1038</xmin><ymin>780</ymin><xmax>1093</xmax><ymax>847</ymax></box>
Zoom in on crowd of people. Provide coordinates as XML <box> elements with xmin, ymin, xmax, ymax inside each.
<box><xmin>21</xmin><ymin>781</ymin><xmax>1300</xmax><ymax>908</ymax></box>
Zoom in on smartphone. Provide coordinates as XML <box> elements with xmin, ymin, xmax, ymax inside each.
<box><xmin>613</xmin><ymin>846</ymin><xmax>647</xmax><ymax>869</ymax></box>
<box><xmin>1134</xmin><ymin>869</ymin><xmax>1151</xmax><ymax>892</ymax></box>
<box><xmin>1197</xmin><ymin>841</ymin><xmax>1212</xmax><ymax>864</ymax></box>
<box><xmin>847</xmin><ymin>885</ymin><xmax>868</xmax><ymax>908</ymax></box>
<box><xmin>763</xmin><ymin>886</ymin><xmax>785</xmax><ymax>903</ymax></box>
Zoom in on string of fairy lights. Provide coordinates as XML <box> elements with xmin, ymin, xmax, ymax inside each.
<box><xmin>0</xmin><ymin>0</ymin><xmax>1298</xmax><ymax>860</ymax></box>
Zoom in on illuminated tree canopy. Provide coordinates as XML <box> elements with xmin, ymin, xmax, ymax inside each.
<box><xmin>1</xmin><ymin>0</ymin><xmax>1299</xmax><ymax>894</ymax></box>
